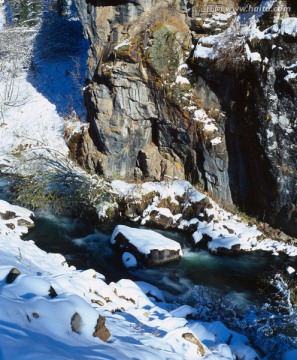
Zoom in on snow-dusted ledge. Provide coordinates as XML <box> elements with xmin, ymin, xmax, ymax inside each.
<box><xmin>110</xmin><ymin>180</ymin><xmax>297</xmax><ymax>257</ymax></box>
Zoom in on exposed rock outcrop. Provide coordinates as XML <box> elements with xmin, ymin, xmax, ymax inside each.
<box><xmin>192</xmin><ymin>15</ymin><xmax>297</xmax><ymax>236</ymax></box>
<box><xmin>73</xmin><ymin>0</ymin><xmax>235</xmax><ymax>204</ymax></box>
<box><xmin>73</xmin><ymin>0</ymin><xmax>297</xmax><ymax>236</ymax></box>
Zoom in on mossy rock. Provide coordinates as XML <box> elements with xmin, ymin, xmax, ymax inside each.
<box><xmin>148</xmin><ymin>25</ymin><xmax>181</xmax><ymax>79</ymax></box>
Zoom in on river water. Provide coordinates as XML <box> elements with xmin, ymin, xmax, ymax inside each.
<box><xmin>0</xmin><ymin>175</ymin><xmax>294</xmax><ymax>306</ymax></box>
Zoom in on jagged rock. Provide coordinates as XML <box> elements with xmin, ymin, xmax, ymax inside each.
<box><xmin>182</xmin><ymin>198</ymin><xmax>210</xmax><ymax>221</ymax></box>
<box><xmin>137</xmin><ymin>143</ymin><xmax>185</xmax><ymax>181</ymax></box>
<box><xmin>6</xmin><ymin>268</ymin><xmax>21</xmax><ymax>284</ymax></box>
<box><xmin>191</xmin><ymin>11</ymin><xmax>297</xmax><ymax>236</ymax></box>
<box><xmin>93</xmin><ymin>315</ymin><xmax>110</xmax><ymax>342</ymax></box>
<box><xmin>158</xmin><ymin>197</ymin><xmax>182</xmax><ymax>215</ymax></box>
<box><xmin>122</xmin><ymin>191</ymin><xmax>157</xmax><ymax>218</ymax></box>
<box><xmin>73</xmin><ymin>0</ymin><xmax>297</xmax><ymax>236</ymax></box>
<box><xmin>146</xmin><ymin>209</ymin><xmax>176</xmax><ymax>230</ymax></box>
<box><xmin>72</xmin><ymin>0</ymin><xmax>233</xmax><ymax>204</ymax></box>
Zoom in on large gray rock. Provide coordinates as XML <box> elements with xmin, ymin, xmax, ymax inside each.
<box><xmin>72</xmin><ymin>0</ymin><xmax>233</xmax><ymax>204</ymax></box>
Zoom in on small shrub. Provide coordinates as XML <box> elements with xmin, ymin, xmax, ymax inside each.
<box><xmin>12</xmin><ymin>149</ymin><xmax>112</xmax><ymax>216</ymax></box>
<box><xmin>213</xmin><ymin>19</ymin><xmax>247</xmax><ymax>73</ymax></box>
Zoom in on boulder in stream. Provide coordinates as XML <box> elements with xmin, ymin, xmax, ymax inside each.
<box><xmin>111</xmin><ymin>225</ymin><xmax>182</xmax><ymax>267</ymax></box>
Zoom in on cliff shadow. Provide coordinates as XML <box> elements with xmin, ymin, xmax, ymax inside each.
<box><xmin>27</xmin><ymin>0</ymin><xmax>89</xmax><ymax>118</ymax></box>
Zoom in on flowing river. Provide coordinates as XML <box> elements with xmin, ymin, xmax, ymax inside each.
<box><xmin>1</xmin><ymin>175</ymin><xmax>295</xmax><ymax>307</ymax></box>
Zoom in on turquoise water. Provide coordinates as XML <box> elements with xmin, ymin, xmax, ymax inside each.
<box><xmin>0</xmin><ymin>176</ymin><xmax>294</xmax><ymax>308</ymax></box>
<box><xmin>21</xmin><ymin>208</ymin><xmax>295</xmax><ymax>308</ymax></box>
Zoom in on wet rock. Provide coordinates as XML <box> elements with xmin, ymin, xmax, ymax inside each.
<box><xmin>259</xmin><ymin>271</ymin><xmax>297</xmax><ymax>308</ymax></box>
<box><xmin>93</xmin><ymin>315</ymin><xmax>110</xmax><ymax>342</ymax></box>
<box><xmin>214</xmin><ymin>244</ymin><xmax>241</xmax><ymax>256</ymax></box>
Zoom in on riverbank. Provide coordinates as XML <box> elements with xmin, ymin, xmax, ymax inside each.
<box><xmin>0</xmin><ymin>198</ymin><xmax>262</xmax><ymax>360</ymax></box>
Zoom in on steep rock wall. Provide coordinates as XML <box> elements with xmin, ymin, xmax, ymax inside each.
<box><xmin>73</xmin><ymin>0</ymin><xmax>238</xmax><ymax>203</ymax></box>
<box><xmin>192</xmin><ymin>4</ymin><xmax>297</xmax><ymax>235</ymax></box>
<box><xmin>73</xmin><ymin>0</ymin><xmax>297</xmax><ymax>235</ymax></box>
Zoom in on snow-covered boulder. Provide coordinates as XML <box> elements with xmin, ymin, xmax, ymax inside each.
<box><xmin>111</xmin><ymin>225</ymin><xmax>182</xmax><ymax>267</ymax></box>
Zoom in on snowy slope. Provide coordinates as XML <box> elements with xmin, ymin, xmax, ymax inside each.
<box><xmin>0</xmin><ymin>1</ymin><xmax>86</xmax><ymax>171</ymax></box>
<box><xmin>0</xmin><ymin>200</ymin><xmax>260</xmax><ymax>360</ymax></box>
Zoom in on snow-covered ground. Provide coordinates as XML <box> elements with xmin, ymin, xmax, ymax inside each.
<box><xmin>0</xmin><ymin>0</ymin><xmax>87</xmax><ymax>170</ymax></box>
<box><xmin>0</xmin><ymin>200</ymin><xmax>261</xmax><ymax>359</ymax></box>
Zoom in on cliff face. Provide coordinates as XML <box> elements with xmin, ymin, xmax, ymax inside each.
<box><xmin>73</xmin><ymin>0</ymin><xmax>297</xmax><ymax>235</ymax></box>
<box><xmin>72</xmin><ymin>0</ymin><xmax>239</xmax><ymax>203</ymax></box>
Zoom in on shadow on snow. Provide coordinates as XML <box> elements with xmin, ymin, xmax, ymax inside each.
<box><xmin>27</xmin><ymin>1</ymin><xmax>89</xmax><ymax>118</ymax></box>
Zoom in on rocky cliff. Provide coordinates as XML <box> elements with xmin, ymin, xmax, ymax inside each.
<box><xmin>72</xmin><ymin>0</ymin><xmax>297</xmax><ymax>236</ymax></box>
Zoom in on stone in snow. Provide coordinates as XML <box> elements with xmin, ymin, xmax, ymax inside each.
<box><xmin>111</xmin><ymin>225</ymin><xmax>182</xmax><ymax>267</ymax></box>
